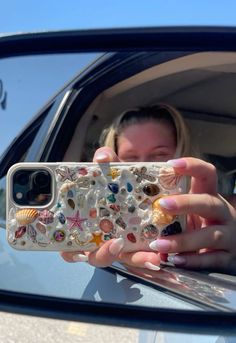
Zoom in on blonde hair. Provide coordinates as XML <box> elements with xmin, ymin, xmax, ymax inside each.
<box><xmin>99</xmin><ymin>103</ymin><xmax>192</xmax><ymax>158</ymax></box>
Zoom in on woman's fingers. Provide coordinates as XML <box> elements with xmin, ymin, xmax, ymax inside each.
<box><xmin>168</xmin><ymin>251</ymin><xmax>234</xmax><ymax>273</ymax></box>
<box><xmin>61</xmin><ymin>238</ymin><xmax>161</xmax><ymax>270</ymax></box>
<box><xmin>158</xmin><ymin>193</ymin><xmax>233</xmax><ymax>224</ymax></box>
<box><xmin>93</xmin><ymin>147</ymin><xmax>120</xmax><ymax>163</ymax></box>
<box><xmin>150</xmin><ymin>224</ymin><xmax>233</xmax><ymax>254</ymax></box>
<box><xmin>168</xmin><ymin>157</ymin><xmax>218</xmax><ymax>195</ymax></box>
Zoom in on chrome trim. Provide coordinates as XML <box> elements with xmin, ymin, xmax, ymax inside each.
<box><xmin>36</xmin><ymin>90</ymin><xmax>72</xmax><ymax>160</ymax></box>
<box><xmin>111</xmin><ymin>264</ymin><xmax>236</xmax><ymax>312</ymax></box>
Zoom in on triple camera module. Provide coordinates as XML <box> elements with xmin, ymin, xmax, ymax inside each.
<box><xmin>13</xmin><ymin>169</ymin><xmax>52</xmax><ymax>206</ymax></box>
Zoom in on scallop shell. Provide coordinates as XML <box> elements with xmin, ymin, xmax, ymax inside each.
<box><xmin>152</xmin><ymin>198</ymin><xmax>176</xmax><ymax>225</ymax></box>
<box><xmin>158</xmin><ymin>167</ymin><xmax>181</xmax><ymax>190</ymax></box>
<box><xmin>15</xmin><ymin>209</ymin><xmax>38</xmax><ymax>225</ymax></box>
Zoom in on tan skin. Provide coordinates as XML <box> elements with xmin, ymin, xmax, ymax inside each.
<box><xmin>61</xmin><ymin>120</ymin><xmax>236</xmax><ymax>275</ymax></box>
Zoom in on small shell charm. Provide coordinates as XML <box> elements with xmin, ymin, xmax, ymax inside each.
<box><xmin>152</xmin><ymin>198</ymin><xmax>176</xmax><ymax>226</ymax></box>
<box><xmin>15</xmin><ymin>209</ymin><xmax>38</xmax><ymax>225</ymax></box>
<box><xmin>158</xmin><ymin>167</ymin><xmax>181</xmax><ymax>190</ymax></box>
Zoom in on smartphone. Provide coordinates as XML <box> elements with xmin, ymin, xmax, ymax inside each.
<box><xmin>6</xmin><ymin>162</ymin><xmax>187</xmax><ymax>252</ymax></box>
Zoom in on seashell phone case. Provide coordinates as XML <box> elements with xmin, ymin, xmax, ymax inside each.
<box><xmin>6</xmin><ymin>162</ymin><xmax>187</xmax><ymax>252</ymax></box>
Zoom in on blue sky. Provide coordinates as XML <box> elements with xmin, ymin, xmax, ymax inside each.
<box><xmin>1</xmin><ymin>0</ymin><xmax>236</xmax><ymax>155</ymax></box>
<box><xmin>1</xmin><ymin>0</ymin><xmax>236</xmax><ymax>33</ymax></box>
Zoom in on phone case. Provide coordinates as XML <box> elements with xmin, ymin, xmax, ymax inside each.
<box><xmin>6</xmin><ymin>162</ymin><xmax>187</xmax><ymax>252</ymax></box>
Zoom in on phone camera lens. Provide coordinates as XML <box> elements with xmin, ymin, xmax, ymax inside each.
<box><xmin>14</xmin><ymin>172</ymin><xmax>29</xmax><ymax>186</ymax></box>
<box><xmin>32</xmin><ymin>171</ymin><xmax>50</xmax><ymax>188</ymax></box>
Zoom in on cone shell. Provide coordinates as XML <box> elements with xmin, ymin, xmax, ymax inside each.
<box><xmin>15</xmin><ymin>208</ymin><xmax>38</xmax><ymax>225</ymax></box>
<box><xmin>152</xmin><ymin>198</ymin><xmax>176</xmax><ymax>225</ymax></box>
<box><xmin>158</xmin><ymin>167</ymin><xmax>181</xmax><ymax>190</ymax></box>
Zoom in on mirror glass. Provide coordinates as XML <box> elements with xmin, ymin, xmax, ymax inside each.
<box><xmin>0</xmin><ymin>49</ymin><xmax>236</xmax><ymax>315</ymax></box>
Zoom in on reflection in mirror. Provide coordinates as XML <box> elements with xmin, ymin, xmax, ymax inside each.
<box><xmin>0</xmin><ymin>50</ymin><xmax>236</xmax><ymax>318</ymax></box>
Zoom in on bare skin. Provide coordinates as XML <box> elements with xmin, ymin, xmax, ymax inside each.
<box><xmin>61</xmin><ymin>121</ymin><xmax>236</xmax><ymax>275</ymax></box>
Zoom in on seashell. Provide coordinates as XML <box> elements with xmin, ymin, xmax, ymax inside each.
<box><xmin>53</xmin><ymin>229</ymin><xmax>65</xmax><ymax>242</ymax></box>
<box><xmin>99</xmin><ymin>207</ymin><xmax>110</xmax><ymax>217</ymax></box>
<box><xmin>107</xmin><ymin>194</ymin><xmax>116</xmax><ymax>203</ymax></box>
<box><xmin>38</xmin><ymin>210</ymin><xmax>54</xmax><ymax>224</ymax></box>
<box><xmin>108</xmin><ymin>183</ymin><xmax>119</xmax><ymax>194</ymax></box>
<box><xmin>152</xmin><ymin>198</ymin><xmax>176</xmax><ymax>225</ymax></box>
<box><xmin>26</xmin><ymin>225</ymin><xmax>37</xmax><ymax>242</ymax></box>
<box><xmin>99</xmin><ymin>219</ymin><xmax>114</xmax><ymax>233</ymax></box>
<box><xmin>36</xmin><ymin>222</ymin><xmax>46</xmax><ymax>234</ymax></box>
<box><xmin>115</xmin><ymin>217</ymin><xmax>126</xmax><ymax>229</ymax></box>
<box><xmin>161</xmin><ymin>221</ymin><xmax>182</xmax><ymax>236</ymax></box>
<box><xmin>59</xmin><ymin>181</ymin><xmax>77</xmax><ymax>193</ymax></box>
<box><xmin>139</xmin><ymin>198</ymin><xmax>152</xmax><ymax>210</ymax></box>
<box><xmin>15</xmin><ymin>226</ymin><xmax>26</xmax><ymax>239</ymax></box>
<box><xmin>127</xmin><ymin>233</ymin><xmax>136</xmax><ymax>243</ymax></box>
<box><xmin>129</xmin><ymin>217</ymin><xmax>141</xmax><ymax>225</ymax></box>
<box><xmin>16</xmin><ymin>209</ymin><xmax>38</xmax><ymax>225</ymax></box>
<box><xmin>126</xmin><ymin>182</ymin><xmax>133</xmax><ymax>192</ymax></box>
<box><xmin>89</xmin><ymin>208</ymin><xmax>97</xmax><ymax>218</ymax></box>
<box><xmin>143</xmin><ymin>183</ymin><xmax>160</xmax><ymax>197</ymax></box>
<box><xmin>58</xmin><ymin>212</ymin><xmax>66</xmax><ymax>224</ymax></box>
<box><xmin>141</xmin><ymin>224</ymin><xmax>159</xmax><ymax>239</ymax></box>
<box><xmin>158</xmin><ymin>167</ymin><xmax>181</xmax><ymax>190</ymax></box>
<box><xmin>38</xmin><ymin>242</ymin><xmax>49</xmax><ymax>248</ymax></box>
<box><xmin>68</xmin><ymin>198</ymin><xmax>75</xmax><ymax>210</ymax></box>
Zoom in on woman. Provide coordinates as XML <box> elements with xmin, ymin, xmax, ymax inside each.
<box><xmin>61</xmin><ymin>104</ymin><xmax>236</xmax><ymax>275</ymax></box>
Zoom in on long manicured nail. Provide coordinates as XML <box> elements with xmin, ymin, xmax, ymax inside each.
<box><xmin>72</xmin><ymin>254</ymin><xmax>88</xmax><ymax>262</ymax></box>
<box><xmin>167</xmin><ymin>158</ymin><xmax>187</xmax><ymax>168</ymax></box>
<box><xmin>167</xmin><ymin>254</ymin><xmax>186</xmax><ymax>266</ymax></box>
<box><xmin>149</xmin><ymin>239</ymin><xmax>171</xmax><ymax>252</ymax></box>
<box><xmin>95</xmin><ymin>151</ymin><xmax>110</xmax><ymax>162</ymax></box>
<box><xmin>158</xmin><ymin>197</ymin><xmax>177</xmax><ymax>211</ymax></box>
<box><xmin>109</xmin><ymin>237</ymin><xmax>124</xmax><ymax>256</ymax></box>
<box><xmin>144</xmin><ymin>262</ymin><xmax>160</xmax><ymax>271</ymax></box>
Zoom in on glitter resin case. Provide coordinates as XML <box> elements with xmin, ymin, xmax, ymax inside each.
<box><xmin>7</xmin><ymin>162</ymin><xmax>186</xmax><ymax>252</ymax></box>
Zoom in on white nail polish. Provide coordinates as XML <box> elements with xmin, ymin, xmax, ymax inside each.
<box><xmin>144</xmin><ymin>262</ymin><xmax>161</xmax><ymax>271</ymax></box>
<box><xmin>72</xmin><ymin>254</ymin><xmax>88</xmax><ymax>262</ymax></box>
<box><xmin>149</xmin><ymin>241</ymin><xmax>158</xmax><ymax>250</ymax></box>
<box><xmin>109</xmin><ymin>237</ymin><xmax>124</xmax><ymax>256</ymax></box>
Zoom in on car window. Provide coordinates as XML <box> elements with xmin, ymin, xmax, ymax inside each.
<box><xmin>0</xmin><ymin>53</ymin><xmax>101</xmax><ymax>156</ymax></box>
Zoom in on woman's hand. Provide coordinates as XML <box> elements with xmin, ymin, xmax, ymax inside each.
<box><xmin>149</xmin><ymin>157</ymin><xmax>236</xmax><ymax>274</ymax></box>
<box><xmin>61</xmin><ymin>149</ymin><xmax>236</xmax><ymax>275</ymax></box>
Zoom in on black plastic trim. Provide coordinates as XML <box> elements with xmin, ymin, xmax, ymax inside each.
<box><xmin>2</xmin><ymin>27</ymin><xmax>236</xmax><ymax>57</ymax></box>
<box><xmin>0</xmin><ymin>289</ymin><xmax>236</xmax><ymax>335</ymax></box>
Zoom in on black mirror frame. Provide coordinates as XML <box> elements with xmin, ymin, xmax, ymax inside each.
<box><xmin>1</xmin><ymin>26</ymin><xmax>236</xmax><ymax>334</ymax></box>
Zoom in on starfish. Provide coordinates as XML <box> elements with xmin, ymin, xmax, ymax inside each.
<box><xmin>56</xmin><ymin>166</ymin><xmax>77</xmax><ymax>182</ymax></box>
<box><xmin>107</xmin><ymin>167</ymin><xmax>120</xmax><ymax>180</ymax></box>
<box><xmin>89</xmin><ymin>232</ymin><xmax>103</xmax><ymax>246</ymax></box>
<box><xmin>66</xmin><ymin>210</ymin><xmax>87</xmax><ymax>231</ymax></box>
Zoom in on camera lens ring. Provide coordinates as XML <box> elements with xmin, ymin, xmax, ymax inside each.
<box><xmin>32</xmin><ymin>170</ymin><xmax>50</xmax><ymax>188</ymax></box>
